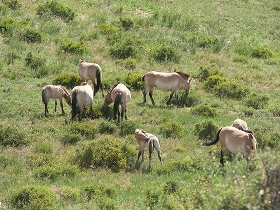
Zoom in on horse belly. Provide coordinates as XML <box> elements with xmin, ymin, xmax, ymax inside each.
<box><xmin>155</xmin><ymin>81</ymin><xmax>174</xmax><ymax>91</ymax></box>
<box><xmin>226</xmin><ymin>140</ymin><xmax>244</xmax><ymax>155</ymax></box>
<box><xmin>79</xmin><ymin>67</ymin><xmax>90</xmax><ymax>80</ymax></box>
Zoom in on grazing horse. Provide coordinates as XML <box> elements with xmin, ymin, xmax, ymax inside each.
<box><xmin>231</xmin><ymin>118</ymin><xmax>252</xmax><ymax>132</ymax></box>
<box><xmin>203</xmin><ymin>126</ymin><xmax>258</xmax><ymax>166</ymax></box>
<box><xmin>78</xmin><ymin>60</ymin><xmax>104</xmax><ymax>97</ymax></box>
<box><xmin>104</xmin><ymin>82</ymin><xmax>131</xmax><ymax>122</ymax></box>
<box><xmin>71</xmin><ymin>82</ymin><xmax>94</xmax><ymax>121</ymax></box>
<box><xmin>142</xmin><ymin>71</ymin><xmax>192</xmax><ymax>105</ymax></box>
<box><xmin>42</xmin><ymin>85</ymin><xmax>71</xmax><ymax>116</ymax></box>
<box><xmin>134</xmin><ymin>129</ymin><xmax>163</xmax><ymax>169</ymax></box>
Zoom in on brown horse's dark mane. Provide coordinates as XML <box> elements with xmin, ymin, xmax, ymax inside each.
<box><xmin>176</xmin><ymin>72</ymin><xmax>190</xmax><ymax>80</ymax></box>
<box><xmin>108</xmin><ymin>82</ymin><xmax>120</xmax><ymax>93</ymax></box>
<box><xmin>59</xmin><ymin>85</ymin><xmax>70</xmax><ymax>96</ymax></box>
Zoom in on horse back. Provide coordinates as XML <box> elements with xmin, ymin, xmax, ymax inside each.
<box><xmin>144</xmin><ymin>71</ymin><xmax>181</xmax><ymax>90</ymax></box>
<box><xmin>111</xmin><ymin>83</ymin><xmax>131</xmax><ymax>103</ymax></box>
<box><xmin>78</xmin><ymin>61</ymin><xmax>101</xmax><ymax>80</ymax></box>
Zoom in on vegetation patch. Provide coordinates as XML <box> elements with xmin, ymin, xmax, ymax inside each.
<box><xmin>158</xmin><ymin>121</ymin><xmax>184</xmax><ymax>138</ymax></box>
<box><xmin>194</xmin><ymin>119</ymin><xmax>219</xmax><ymax>140</ymax></box>
<box><xmin>0</xmin><ymin>125</ymin><xmax>28</xmax><ymax>147</ymax></box>
<box><xmin>244</xmin><ymin>92</ymin><xmax>269</xmax><ymax>109</ymax></box>
<box><xmin>150</xmin><ymin>44</ymin><xmax>180</xmax><ymax>62</ymax></box>
<box><xmin>191</xmin><ymin>105</ymin><xmax>217</xmax><ymax>117</ymax></box>
<box><xmin>52</xmin><ymin>73</ymin><xmax>82</xmax><ymax>89</ymax></box>
<box><xmin>21</xmin><ymin>28</ymin><xmax>42</xmax><ymax>43</ymax></box>
<box><xmin>59</xmin><ymin>40</ymin><xmax>89</xmax><ymax>54</ymax></box>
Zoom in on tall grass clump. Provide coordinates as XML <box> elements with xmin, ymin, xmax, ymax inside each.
<box><xmin>21</xmin><ymin>28</ymin><xmax>42</xmax><ymax>43</ymax></box>
<box><xmin>194</xmin><ymin>119</ymin><xmax>219</xmax><ymax>140</ymax></box>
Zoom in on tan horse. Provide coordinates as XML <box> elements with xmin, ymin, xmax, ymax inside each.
<box><xmin>134</xmin><ymin>129</ymin><xmax>163</xmax><ymax>169</ymax></box>
<box><xmin>104</xmin><ymin>82</ymin><xmax>131</xmax><ymax>122</ymax></box>
<box><xmin>78</xmin><ymin>60</ymin><xmax>104</xmax><ymax>97</ymax></box>
<box><xmin>203</xmin><ymin>126</ymin><xmax>257</xmax><ymax>166</ymax></box>
<box><xmin>71</xmin><ymin>82</ymin><xmax>94</xmax><ymax>121</ymax></box>
<box><xmin>42</xmin><ymin>85</ymin><xmax>71</xmax><ymax>116</ymax></box>
<box><xmin>142</xmin><ymin>71</ymin><xmax>192</xmax><ymax>105</ymax></box>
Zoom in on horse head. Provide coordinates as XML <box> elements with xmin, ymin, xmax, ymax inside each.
<box><xmin>183</xmin><ymin>78</ymin><xmax>192</xmax><ymax>94</ymax></box>
<box><xmin>104</xmin><ymin>91</ymin><xmax>113</xmax><ymax>105</ymax></box>
<box><xmin>134</xmin><ymin>129</ymin><xmax>149</xmax><ymax>142</ymax></box>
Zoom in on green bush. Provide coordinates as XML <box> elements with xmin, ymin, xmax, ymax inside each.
<box><xmin>76</xmin><ymin>137</ymin><xmax>135</xmax><ymax>172</ymax></box>
<box><xmin>21</xmin><ymin>28</ymin><xmax>42</xmax><ymax>43</ymax></box>
<box><xmin>119</xmin><ymin>120</ymin><xmax>137</xmax><ymax>136</ymax></box>
<box><xmin>163</xmin><ymin>181</ymin><xmax>180</xmax><ymax>195</ymax></box>
<box><xmin>197</xmin><ymin>35</ymin><xmax>218</xmax><ymax>48</ymax></box>
<box><xmin>72</xmin><ymin>123</ymin><xmax>98</xmax><ymax>139</ymax></box>
<box><xmin>109</xmin><ymin>37</ymin><xmax>138</xmax><ymax>59</ymax></box>
<box><xmin>84</xmin><ymin>184</ymin><xmax>116</xmax><ymax>200</ymax></box>
<box><xmin>52</xmin><ymin>73</ymin><xmax>82</xmax><ymax>89</ymax></box>
<box><xmin>191</xmin><ymin>105</ymin><xmax>217</xmax><ymax>117</ymax></box>
<box><xmin>194</xmin><ymin>119</ymin><xmax>219</xmax><ymax>140</ymax></box>
<box><xmin>98</xmin><ymin>121</ymin><xmax>117</xmax><ymax>134</ymax></box>
<box><xmin>25</xmin><ymin>52</ymin><xmax>44</xmax><ymax>70</ymax></box>
<box><xmin>116</xmin><ymin>57</ymin><xmax>137</xmax><ymax>69</ymax></box>
<box><xmin>252</xmin><ymin>46</ymin><xmax>273</xmax><ymax>59</ymax></box>
<box><xmin>214</xmin><ymin>82</ymin><xmax>249</xmax><ymax>99</ymax></box>
<box><xmin>99</xmin><ymin>23</ymin><xmax>118</xmax><ymax>36</ymax></box>
<box><xmin>158</xmin><ymin>121</ymin><xmax>184</xmax><ymax>138</ymax></box>
<box><xmin>59</xmin><ymin>40</ymin><xmax>89</xmax><ymax>54</ymax></box>
<box><xmin>35</xmin><ymin>141</ymin><xmax>53</xmax><ymax>154</ymax></box>
<box><xmin>124</xmin><ymin>73</ymin><xmax>145</xmax><ymax>91</ymax></box>
<box><xmin>0</xmin><ymin>17</ymin><xmax>18</xmax><ymax>37</ymax></box>
<box><xmin>37</xmin><ymin>1</ymin><xmax>75</xmax><ymax>22</ymax></box>
<box><xmin>197</xmin><ymin>65</ymin><xmax>222</xmax><ymax>82</ymax></box>
<box><xmin>0</xmin><ymin>125</ymin><xmax>28</xmax><ymax>147</ymax></box>
<box><xmin>203</xmin><ymin>75</ymin><xmax>229</xmax><ymax>90</ymax></box>
<box><xmin>60</xmin><ymin>133</ymin><xmax>81</xmax><ymax>145</ymax></box>
<box><xmin>151</xmin><ymin>44</ymin><xmax>180</xmax><ymax>62</ymax></box>
<box><xmin>2</xmin><ymin>0</ymin><xmax>21</xmax><ymax>9</ymax></box>
<box><xmin>120</xmin><ymin>17</ymin><xmax>134</xmax><ymax>30</ymax></box>
<box><xmin>33</xmin><ymin>163</ymin><xmax>78</xmax><ymax>180</ymax></box>
<box><xmin>11</xmin><ymin>185</ymin><xmax>56</xmax><ymax>210</ymax></box>
<box><xmin>26</xmin><ymin>154</ymin><xmax>54</xmax><ymax>168</ymax></box>
<box><xmin>145</xmin><ymin>189</ymin><xmax>161</xmax><ymax>209</ymax></box>
<box><xmin>244</xmin><ymin>93</ymin><xmax>269</xmax><ymax>109</ymax></box>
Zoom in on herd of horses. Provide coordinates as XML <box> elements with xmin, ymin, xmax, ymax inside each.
<box><xmin>41</xmin><ymin>60</ymin><xmax>258</xmax><ymax>168</ymax></box>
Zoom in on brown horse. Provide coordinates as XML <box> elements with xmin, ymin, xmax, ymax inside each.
<box><xmin>134</xmin><ymin>129</ymin><xmax>163</xmax><ymax>169</ymax></box>
<box><xmin>104</xmin><ymin>82</ymin><xmax>131</xmax><ymax>122</ymax></box>
<box><xmin>71</xmin><ymin>82</ymin><xmax>94</xmax><ymax>121</ymax></box>
<box><xmin>78</xmin><ymin>60</ymin><xmax>104</xmax><ymax>97</ymax></box>
<box><xmin>203</xmin><ymin>126</ymin><xmax>257</xmax><ymax>166</ymax></box>
<box><xmin>142</xmin><ymin>71</ymin><xmax>192</xmax><ymax>105</ymax></box>
<box><xmin>42</xmin><ymin>85</ymin><xmax>71</xmax><ymax>116</ymax></box>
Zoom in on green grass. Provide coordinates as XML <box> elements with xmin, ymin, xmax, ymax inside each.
<box><xmin>0</xmin><ymin>0</ymin><xmax>280</xmax><ymax>209</ymax></box>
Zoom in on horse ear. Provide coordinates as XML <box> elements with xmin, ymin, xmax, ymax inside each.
<box><xmin>188</xmin><ymin>78</ymin><xmax>193</xmax><ymax>83</ymax></box>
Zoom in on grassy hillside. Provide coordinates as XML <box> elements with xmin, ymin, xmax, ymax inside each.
<box><xmin>0</xmin><ymin>0</ymin><xmax>280</xmax><ymax>209</ymax></box>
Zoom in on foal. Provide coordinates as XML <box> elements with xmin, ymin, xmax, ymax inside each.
<box><xmin>203</xmin><ymin>126</ymin><xmax>258</xmax><ymax>166</ymax></box>
<box><xmin>134</xmin><ymin>129</ymin><xmax>163</xmax><ymax>169</ymax></box>
<box><xmin>42</xmin><ymin>85</ymin><xmax>71</xmax><ymax>116</ymax></box>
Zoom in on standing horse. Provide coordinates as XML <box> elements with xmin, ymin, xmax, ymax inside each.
<box><xmin>203</xmin><ymin>126</ymin><xmax>258</xmax><ymax>166</ymax></box>
<box><xmin>42</xmin><ymin>85</ymin><xmax>71</xmax><ymax>116</ymax></box>
<box><xmin>104</xmin><ymin>82</ymin><xmax>131</xmax><ymax>122</ymax></box>
<box><xmin>231</xmin><ymin>118</ymin><xmax>248</xmax><ymax>131</ymax></box>
<box><xmin>78</xmin><ymin>60</ymin><xmax>104</xmax><ymax>97</ymax></box>
<box><xmin>71</xmin><ymin>82</ymin><xmax>94</xmax><ymax>121</ymax></box>
<box><xmin>134</xmin><ymin>129</ymin><xmax>163</xmax><ymax>169</ymax></box>
<box><xmin>142</xmin><ymin>71</ymin><xmax>192</xmax><ymax>105</ymax></box>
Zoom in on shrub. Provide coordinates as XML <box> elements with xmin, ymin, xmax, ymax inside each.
<box><xmin>11</xmin><ymin>185</ymin><xmax>56</xmax><ymax>210</ymax></box>
<box><xmin>252</xmin><ymin>46</ymin><xmax>272</xmax><ymax>59</ymax></box>
<box><xmin>60</xmin><ymin>133</ymin><xmax>81</xmax><ymax>145</ymax></box>
<box><xmin>194</xmin><ymin>119</ymin><xmax>219</xmax><ymax>140</ymax></box>
<box><xmin>52</xmin><ymin>73</ymin><xmax>82</xmax><ymax>89</ymax></box>
<box><xmin>0</xmin><ymin>125</ymin><xmax>28</xmax><ymax>147</ymax></box>
<box><xmin>203</xmin><ymin>75</ymin><xmax>229</xmax><ymax>90</ymax></box>
<box><xmin>109</xmin><ymin>37</ymin><xmax>138</xmax><ymax>59</ymax></box>
<box><xmin>59</xmin><ymin>40</ymin><xmax>89</xmax><ymax>54</ymax></box>
<box><xmin>72</xmin><ymin>123</ymin><xmax>98</xmax><ymax>139</ymax></box>
<box><xmin>116</xmin><ymin>57</ymin><xmax>137</xmax><ymax>69</ymax></box>
<box><xmin>37</xmin><ymin>1</ymin><xmax>75</xmax><ymax>22</ymax></box>
<box><xmin>163</xmin><ymin>181</ymin><xmax>180</xmax><ymax>195</ymax></box>
<box><xmin>99</xmin><ymin>23</ymin><xmax>118</xmax><ymax>36</ymax></box>
<box><xmin>26</xmin><ymin>154</ymin><xmax>54</xmax><ymax>168</ymax></box>
<box><xmin>84</xmin><ymin>184</ymin><xmax>116</xmax><ymax>200</ymax></box>
<box><xmin>244</xmin><ymin>93</ymin><xmax>269</xmax><ymax>109</ymax></box>
<box><xmin>35</xmin><ymin>141</ymin><xmax>53</xmax><ymax>154</ymax></box>
<box><xmin>2</xmin><ymin>0</ymin><xmax>21</xmax><ymax>10</ymax></box>
<box><xmin>197</xmin><ymin>65</ymin><xmax>222</xmax><ymax>82</ymax></box>
<box><xmin>76</xmin><ymin>137</ymin><xmax>135</xmax><ymax>172</ymax></box>
<box><xmin>182</xmin><ymin>93</ymin><xmax>200</xmax><ymax>107</ymax></box>
<box><xmin>21</xmin><ymin>28</ymin><xmax>42</xmax><ymax>43</ymax></box>
<box><xmin>214</xmin><ymin>82</ymin><xmax>249</xmax><ymax>99</ymax></box>
<box><xmin>25</xmin><ymin>52</ymin><xmax>44</xmax><ymax>70</ymax></box>
<box><xmin>191</xmin><ymin>105</ymin><xmax>217</xmax><ymax>117</ymax></box>
<box><xmin>0</xmin><ymin>17</ymin><xmax>18</xmax><ymax>37</ymax></box>
<box><xmin>197</xmin><ymin>35</ymin><xmax>218</xmax><ymax>48</ymax></box>
<box><xmin>98</xmin><ymin>121</ymin><xmax>117</xmax><ymax>134</ymax></box>
<box><xmin>124</xmin><ymin>73</ymin><xmax>145</xmax><ymax>91</ymax></box>
<box><xmin>119</xmin><ymin>120</ymin><xmax>137</xmax><ymax>136</ymax></box>
<box><xmin>145</xmin><ymin>189</ymin><xmax>161</xmax><ymax>209</ymax></box>
<box><xmin>151</xmin><ymin>44</ymin><xmax>180</xmax><ymax>62</ymax></box>
<box><xmin>120</xmin><ymin>17</ymin><xmax>134</xmax><ymax>30</ymax></box>
<box><xmin>158</xmin><ymin>121</ymin><xmax>184</xmax><ymax>138</ymax></box>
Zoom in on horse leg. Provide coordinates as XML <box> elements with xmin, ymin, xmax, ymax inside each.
<box><xmin>148</xmin><ymin>90</ymin><xmax>155</xmax><ymax>105</ymax></box>
<box><xmin>60</xmin><ymin>100</ymin><xmax>65</xmax><ymax>115</ymax></box>
<box><xmin>44</xmin><ymin>103</ymin><xmax>48</xmax><ymax>116</ymax></box>
<box><xmin>117</xmin><ymin>108</ymin><xmax>120</xmax><ymax>122</ymax></box>
<box><xmin>220</xmin><ymin>150</ymin><xmax>225</xmax><ymax>166</ymax></box>
<box><xmin>143</xmin><ymin>88</ymin><xmax>148</xmax><ymax>103</ymax></box>
<box><xmin>167</xmin><ymin>90</ymin><xmax>175</xmax><ymax>105</ymax></box>
<box><xmin>55</xmin><ymin>100</ymin><xmax>57</xmax><ymax>112</ymax></box>
<box><xmin>90</xmin><ymin>105</ymin><xmax>94</xmax><ymax>119</ymax></box>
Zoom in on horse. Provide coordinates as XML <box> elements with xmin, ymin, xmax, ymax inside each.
<box><xmin>203</xmin><ymin>126</ymin><xmax>258</xmax><ymax>166</ymax></box>
<box><xmin>231</xmin><ymin>118</ymin><xmax>254</xmax><ymax>134</ymax></box>
<box><xmin>78</xmin><ymin>60</ymin><xmax>104</xmax><ymax>97</ymax></box>
<box><xmin>142</xmin><ymin>71</ymin><xmax>192</xmax><ymax>105</ymax></box>
<box><xmin>42</xmin><ymin>85</ymin><xmax>71</xmax><ymax>116</ymax></box>
<box><xmin>134</xmin><ymin>129</ymin><xmax>163</xmax><ymax>169</ymax></box>
<box><xmin>104</xmin><ymin>82</ymin><xmax>131</xmax><ymax>122</ymax></box>
<box><xmin>71</xmin><ymin>82</ymin><xmax>94</xmax><ymax>121</ymax></box>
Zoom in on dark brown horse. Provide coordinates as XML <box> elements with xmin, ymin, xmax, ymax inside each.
<box><xmin>142</xmin><ymin>71</ymin><xmax>192</xmax><ymax>105</ymax></box>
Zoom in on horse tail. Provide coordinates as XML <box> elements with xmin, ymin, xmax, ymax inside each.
<box><xmin>71</xmin><ymin>90</ymin><xmax>78</xmax><ymax>120</ymax></box>
<box><xmin>142</xmin><ymin>74</ymin><xmax>145</xmax><ymax>82</ymax></box>
<box><xmin>113</xmin><ymin>93</ymin><xmax>122</xmax><ymax>119</ymax></box>
<box><xmin>95</xmin><ymin>66</ymin><xmax>102</xmax><ymax>94</ymax></box>
<box><xmin>42</xmin><ymin>88</ymin><xmax>48</xmax><ymax>105</ymax></box>
<box><xmin>203</xmin><ymin>128</ymin><xmax>222</xmax><ymax>146</ymax></box>
<box><xmin>148</xmin><ymin>139</ymin><xmax>154</xmax><ymax>156</ymax></box>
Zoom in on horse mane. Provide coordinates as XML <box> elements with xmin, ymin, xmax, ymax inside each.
<box><xmin>176</xmin><ymin>72</ymin><xmax>190</xmax><ymax>80</ymax></box>
<box><xmin>108</xmin><ymin>82</ymin><xmax>120</xmax><ymax>93</ymax></box>
<box><xmin>59</xmin><ymin>85</ymin><xmax>70</xmax><ymax>96</ymax></box>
